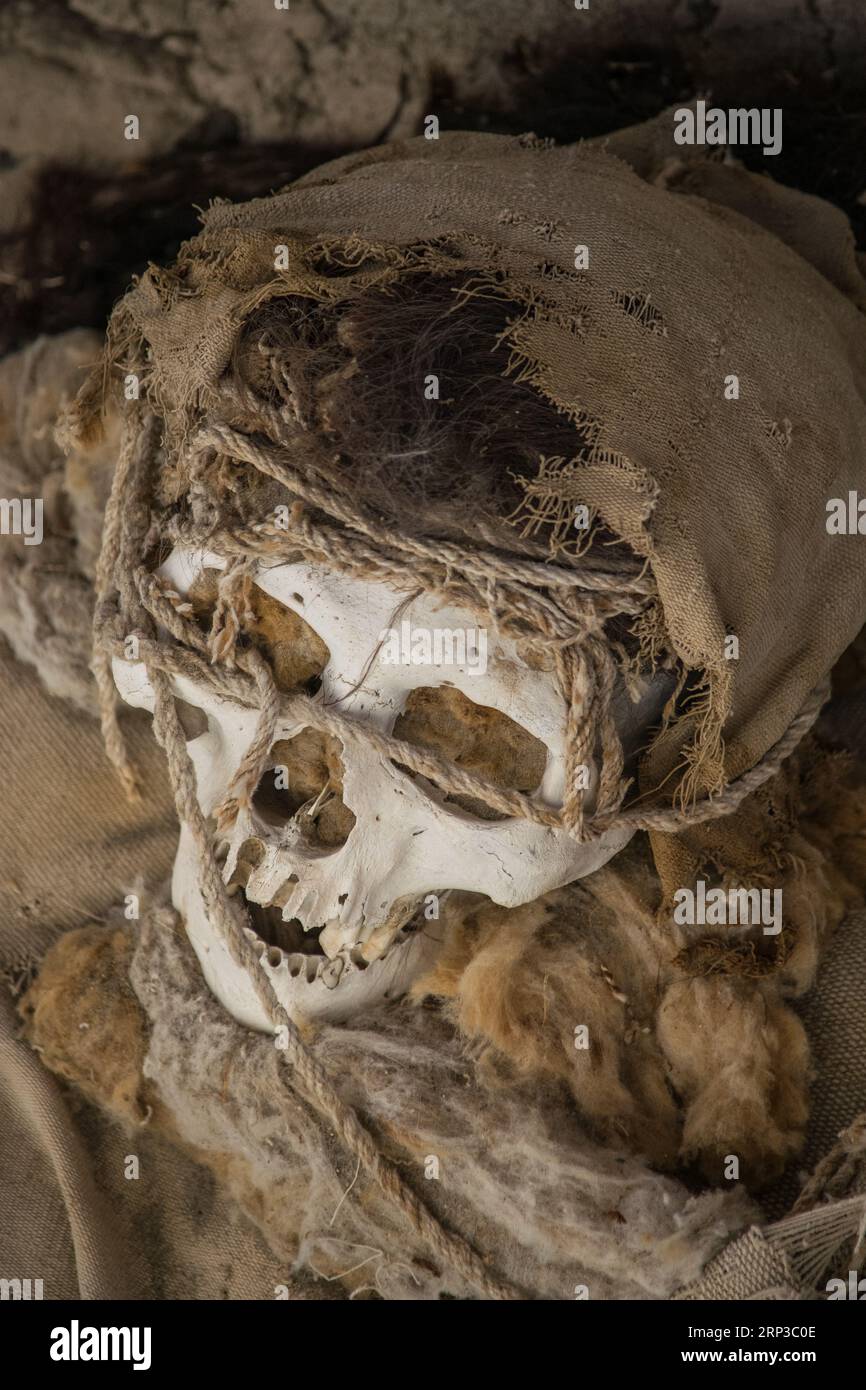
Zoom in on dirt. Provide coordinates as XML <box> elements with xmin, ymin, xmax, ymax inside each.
<box><xmin>1</xmin><ymin>1</ymin><xmax>865</xmax><ymax>360</ymax></box>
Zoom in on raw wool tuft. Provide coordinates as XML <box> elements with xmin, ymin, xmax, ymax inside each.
<box><xmin>413</xmin><ymin>877</ymin><xmax>682</xmax><ymax>1170</ymax></box>
<box><xmin>413</xmin><ymin>745</ymin><xmax>866</xmax><ymax>1188</ymax></box>
<box><xmin>19</xmin><ymin>922</ymin><xmax>151</xmax><ymax>1124</ymax></box>
<box><xmin>0</xmin><ymin>330</ymin><xmax>118</xmax><ymax>711</ymax></box>
<box><xmin>21</xmin><ymin>901</ymin><xmax>757</xmax><ymax>1301</ymax></box>
<box><xmin>656</xmin><ymin>978</ymin><xmax>811</xmax><ymax>1187</ymax></box>
<box><xmin>51</xmin><ymin>124</ymin><xmax>866</xmax><ymax>1229</ymax></box>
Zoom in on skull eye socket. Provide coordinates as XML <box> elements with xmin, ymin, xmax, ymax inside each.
<box><xmin>174</xmin><ymin>696</ymin><xmax>208</xmax><ymax>741</ymax></box>
<box><xmin>251</xmin><ymin>729</ymin><xmax>357</xmax><ymax>846</ymax></box>
<box><xmin>392</xmin><ymin>686</ymin><xmax>547</xmax><ymax>821</ymax></box>
<box><xmin>188</xmin><ymin>568</ymin><xmax>330</xmax><ymax>693</ymax></box>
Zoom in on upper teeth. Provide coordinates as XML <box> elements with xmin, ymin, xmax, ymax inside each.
<box><xmin>318</xmin><ymin>917</ymin><xmax>363</xmax><ymax>959</ymax></box>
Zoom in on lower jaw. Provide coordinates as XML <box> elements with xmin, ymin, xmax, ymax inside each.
<box><xmin>235</xmin><ymin>889</ymin><xmax>409</xmax><ymax>984</ymax></box>
<box><xmin>173</xmin><ymin>829</ymin><xmax>444</xmax><ymax>1029</ymax></box>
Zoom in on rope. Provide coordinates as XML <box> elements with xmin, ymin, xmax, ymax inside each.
<box><xmin>791</xmin><ymin>1114</ymin><xmax>866</xmax><ymax>1216</ymax></box>
<box><xmin>148</xmin><ymin>662</ymin><xmax>521</xmax><ymax>1301</ymax></box>
<box><xmin>91</xmin><ymin>399</ymin><xmax>830</xmax><ymax>1300</ymax></box>
<box><xmin>95</xmin><ymin>407</ymin><xmax>526</xmax><ymax>1300</ymax></box>
<box><xmin>102</xmin><ymin>615</ymin><xmax>828</xmax><ymax>844</ymax></box>
<box><xmin>170</xmin><ymin>416</ymin><xmax>828</xmax><ymax>841</ymax></box>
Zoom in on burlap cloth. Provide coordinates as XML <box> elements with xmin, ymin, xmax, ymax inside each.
<box><xmin>1</xmin><ymin>653</ymin><xmax>863</xmax><ymax>1298</ymax></box>
<box><xmin>71</xmin><ymin>116</ymin><xmax>866</xmax><ymax>921</ymax></box>
<box><xmin>85</xmin><ymin>120</ymin><xmax>866</xmax><ymax>824</ymax></box>
<box><xmin>0</xmin><ymin>637</ymin><xmax>354</xmax><ymax>1299</ymax></box>
<box><xmin>3</xmin><ymin>113</ymin><xmax>866</xmax><ymax>1298</ymax></box>
<box><xmin>0</xmin><ymin>335</ymin><xmax>335</xmax><ymax>1297</ymax></box>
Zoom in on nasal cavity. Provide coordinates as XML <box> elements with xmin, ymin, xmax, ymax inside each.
<box><xmin>392</xmin><ymin>686</ymin><xmax>547</xmax><ymax>820</ymax></box>
<box><xmin>251</xmin><ymin>729</ymin><xmax>356</xmax><ymax>845</ymax></box>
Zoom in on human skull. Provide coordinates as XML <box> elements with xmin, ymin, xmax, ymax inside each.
<box><xmin>114</xmin><ymin>547</ymin><xmax>672</xmax><ymax>1032</ymax></box>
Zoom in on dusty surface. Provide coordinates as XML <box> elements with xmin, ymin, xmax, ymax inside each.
<box><xmin>1</xmin><ymin>2</ymin><xmax>863</xmax><ymax>170</ymax></box>
<box><xmin>2</xmin><ymin>1</ymin><xmax>866</xmax><ymax>358</ymax></box>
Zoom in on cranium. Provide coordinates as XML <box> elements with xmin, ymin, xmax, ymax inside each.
<box><xmin>114</xmin><ymin>547</ymin><xmax>672</xmax><ymax>1032</ymax></box>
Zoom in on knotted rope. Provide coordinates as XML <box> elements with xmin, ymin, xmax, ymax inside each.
<box><xmin>107</xmin><ymin>389</ymin><xmax>826</xmax><ymax>843</ymax></box>
<box><xmin>91</xmin><ymin>398</ymin><xmax>829</xmax><ymax>1299</ymax></box>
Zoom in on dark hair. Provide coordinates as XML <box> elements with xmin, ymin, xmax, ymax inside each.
<box><xmin>232</xmin><ymin>271</ymin><xmax>594</xmax><ymax>556</ymax></box>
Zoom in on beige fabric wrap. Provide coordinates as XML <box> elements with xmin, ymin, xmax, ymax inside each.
<box><xmin>5</xmin><ymin>124</ymin><xmax>866</xmax><ymax>1299</ymax></box>
<box><xmin>95</xmin><ymin>127</ymin><xmax>866</xmax><ymax>883</ymax></box>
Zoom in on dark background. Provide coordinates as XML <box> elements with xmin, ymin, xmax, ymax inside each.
<box><xmin>1</xmin><ymin>0</ymin><xmax>865</xmax><ymax>358</ymax></box>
